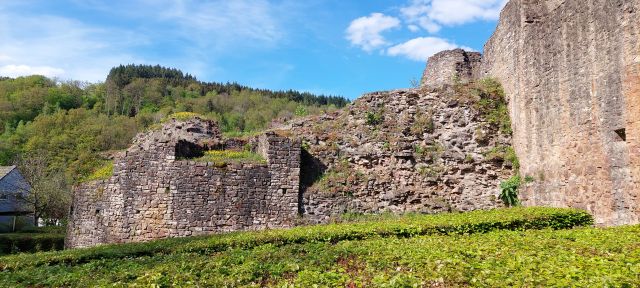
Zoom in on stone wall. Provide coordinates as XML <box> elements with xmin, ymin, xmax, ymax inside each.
<box><xmin>422</xmin><ymin>49</ymin><xmax>482</xmax><ymax>89</ymax></box>
<box><xmin>66</xmin><ymin>119</ymin><xmax>300</xmax><ymax>248</ymax></box>
<box><xmin>482</xmin><ymin>0</ymin><xmax>640</xmax><ymax>225</ymax></box>
<box><xmin>287</xmin><ymin>87</ymin><xmax>513</xmax><ymax>224</ymax></box>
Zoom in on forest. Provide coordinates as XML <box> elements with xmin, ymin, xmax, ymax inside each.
<box><xmin>0</xmin><ymin>65</ymin><xmax>349</xmax><ymax>224</ymax></box>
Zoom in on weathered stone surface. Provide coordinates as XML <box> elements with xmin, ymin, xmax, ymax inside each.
<box><xmin>422</xmin><ymin>49</ymin><xmax>482</xmax><ymax>89</ymax></box>
<box><xmin>283</xmin><ymin>87</ymin><xmax>512</xmax><ymax>224</ymax></box>
<box><xmin>482</xmin><ymin>0</ymin><xmax>640</xmax><ymax>225</ymax></box>
<box><xmin>66</xmin><ymin>118</ymin><xmax>301</xmax><ymax>248</ymax></box>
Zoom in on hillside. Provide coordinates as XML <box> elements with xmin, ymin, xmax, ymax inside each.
<box><xmin>7</xmin><ymin>207</ymin><xmax>638</xmax><ymax>287</ymax></box>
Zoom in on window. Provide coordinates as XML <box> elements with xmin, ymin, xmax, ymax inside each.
<box><xmin>0</xmin><ymin>193</ymin><xmax>7</xmax><ymax>201</ymax></box>
<box><xmin>615</xmin><ymin>128</ymin><xmax>626</xmax><ymax>142</ymax></box>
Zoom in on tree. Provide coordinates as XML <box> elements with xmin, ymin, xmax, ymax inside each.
<box><xmin>13</xmin><ymin>152</ymin><xmax>70</xmax><ymax>225</ymax></box>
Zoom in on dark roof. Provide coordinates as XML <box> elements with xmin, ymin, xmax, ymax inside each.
<box><xmin>0</xmin><ymin>166</ymin><xmax>16</xmax><ymax>181</ymax></box>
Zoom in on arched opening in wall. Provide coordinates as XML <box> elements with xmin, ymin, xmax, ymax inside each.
<box><xmin>175</xmin><ymin>140</ymin><xmax>205</xmax><ymax>159</ymax></box>
<box><xmin>615</xmin><ymin>128</ymin><xmax>627</xmax><ymax>142</ymax></box>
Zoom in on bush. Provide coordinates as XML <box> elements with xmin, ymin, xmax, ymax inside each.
<box><xmin>0</xmin><ymin>233</ymin><xmax>65</xmax><ymax>256</ymax></box>
<box><xmin>0</xmin><ymin>207</ymin><xmax>592</xmax><ymax>274</ymax></box>
<box><xmin>500</xmin><ymin>175</ymin><xmax>521</xmax><ymax>207</ymax></box>
<box><xmin>485</xmin><ymin>145</ymin><xmax>519</xmax><ymax>170</ymax></box>
<box><xmin>365</xmin><ymin>111</ymin><xmax>383</xmax><ymax>126</ymax></box>
<box><xmin>475</xmin><ymin>78</ymin><xmax>512</xmax><ymax>135</ymax></box>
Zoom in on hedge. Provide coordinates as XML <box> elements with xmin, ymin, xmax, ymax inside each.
<box><xmin>0</xmin><ymin>233</ymin><xmax>65</xmax><ymax>256</ymax></box>
<box><xmin>0</xmin><ymin>207</ymin><xmax>591</xmax><ymax>272</ymax></box>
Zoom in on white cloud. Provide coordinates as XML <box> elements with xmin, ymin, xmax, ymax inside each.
<box><xmin>0</xmin><ymin>54</ymin><xmax>12</xmax><ymax>62</ymax></box>
<box><xmin>387</xmin><ymin>37</ymin><xmax>471</xmax><ymax>61</ymax></box>
<box><xmin>400</xmin><ymin>0</ymin><xmax>507</xmax><ymax>32</ymax></box>
<box><xmin>0</xmin><ymin>0</ymin><xmax>294</xmax><ymax>82</ymax></box>
<box><xmin>346</xmin><ymin>13</ymin><xmax>401</xmax><ymax>52</ymax></box>
<box><xmin>0</xmin><ymin>65</ymin><xmax>65</xmax><ymax>78</ymax></box>
<box><xmin>0</xmin><ymin>11</ymin><xmax>141</xmax><ymax>82</ymax></box>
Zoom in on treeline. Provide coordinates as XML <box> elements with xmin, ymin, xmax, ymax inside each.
<box><xmin>104</xmin><ymin>64</ymin><xmax>348</xmax><ymax>117</ymax></box>
<box><xmin>0</xmin><ymin>66</ymin><xmax>348</xmax><ymax>224</ymax></box>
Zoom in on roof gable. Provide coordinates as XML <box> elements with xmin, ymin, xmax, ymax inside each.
<box><xmin>0</xmin><ymin>166</ymin><xmax>16</xmax><ymax>181</ymax></box>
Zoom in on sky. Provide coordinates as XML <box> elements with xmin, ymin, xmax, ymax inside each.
<box><xmin>0</xmin><ymin>0</ymin><xmax>507</xmax><ymax>99</ymax></box>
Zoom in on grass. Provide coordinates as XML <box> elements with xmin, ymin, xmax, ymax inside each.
<box><xmin>81</xmin><ymin>161</ymin><xmax>113</xmax><ymax>182</ymax></box>
<box><xmin>160</xmin><ymin>111</ymin><xmax>204</xmax><ymax>123</ymax></box>
<box><xmin>0</xmin><ymin>207</ymin><xmax>605</xmax><ymax>286</ymax></box>
<box><xmin>194</xmin><ymin>150</ymin><xmax>266</xmax><ymax>167</ymax></box>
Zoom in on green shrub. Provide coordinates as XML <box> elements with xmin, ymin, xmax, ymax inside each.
<box><xmin>365</xmin><ymin>111</ymin><xmax>383</xmax><ymax>126</ymax></box>
<box><xmin>0</xmin><ymin>207</ymin><xmax>592</xmax><ymax>274</ymax></box>
<box><xmin>475</xmin><ymin>78</ymin><xmax>512</xmax><ymax>135</ymax></box>
<box><xmin>0</xmin><ymin>233</ymin><xmax>65</xmax><ymax>256</ymax></box>
<box><xmin>410</xmin><ymin>110</ymin><xmax>435</xmax><ymax>135</ymax></box>
<box><xmin>485</xmin><ymin>145</ymin><xmax>519</xmax><ymax>170</ymax></box>
<box><xmin>500</xmin><ymin>175</ymin><xmax>521</xmax><ymax>207</ymax></box>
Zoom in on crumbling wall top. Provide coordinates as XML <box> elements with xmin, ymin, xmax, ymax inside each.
<box><xmin>421</xmin><ymin>49</ymin><xmax>482</xmax><ymax>89</ymax></box>
<box><xmin>129</xmin><ymin>117</ymin><xmax>222</xmax><ymax>155</ymax></box>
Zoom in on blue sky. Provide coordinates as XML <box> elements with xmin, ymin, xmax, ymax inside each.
<box><xmin>0</xmin><ymin>0</ymin><xmax>507</xmax><ymax>99</ymax></box>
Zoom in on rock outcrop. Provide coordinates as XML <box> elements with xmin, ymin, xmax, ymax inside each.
<box><xmin>286</xmin><ymin>85</ymin><xmax>513</xmax><ymax>223</ymax></box>
<box><xmin>482</xmin><ymin>0</ymin><xmax>640</xmax><ymax>225</ymax></box>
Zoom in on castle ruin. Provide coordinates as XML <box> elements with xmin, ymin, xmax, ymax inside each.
<box><xmin>66</xmin><ymin>119</ymin><xmax>301</xmax><ymax>248</ymax></box>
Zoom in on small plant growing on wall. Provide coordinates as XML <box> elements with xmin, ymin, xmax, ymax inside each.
<box><xmin>366</xmin><ymin>111</ymin><xmax>383</xmax><ymax>126</ymax></box>
<box><xmin>499</xmin><ymin>175</ymin><xmax>521</xmax><ymax>207</ymax></box>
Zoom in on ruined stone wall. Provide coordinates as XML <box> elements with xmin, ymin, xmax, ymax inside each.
<box><xmin>422</xmin><ymin>49</ymin><xmax>482</xmax><ymax>89</ymax></box>
<box><xmin>288</xmin><ymin>87</ymin><xmax>513</xmax><ymax>224</ymax></box>
<box><xmin>66</xmin><ymin>119</ymin><xmax>300</xmax><ymax>248</ymax></box>
<box><xmin>483</xmin><ymin>0</ymin><xmax>640</xmax><ymax>225</ymax></box>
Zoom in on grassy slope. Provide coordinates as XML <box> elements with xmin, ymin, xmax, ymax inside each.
<box><xmin>1</xmin><ymin>208</ymin><xmax>637</xmax><ymax>287</ymax></box>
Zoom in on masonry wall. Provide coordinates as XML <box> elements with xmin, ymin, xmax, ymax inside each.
<box><xmin>483</xmin><ymin>0</ymin><xmax>640</xmax><ymax>225</ymax></box>
<box><xmin>422</xmin><ymin>49</ymin><xmax>482</xmax><ymax>89</ymax></box>
<box><xmin>66</xmin><ymin>121</ymin><xmax>300</xmax><ymax>248</ymax></box>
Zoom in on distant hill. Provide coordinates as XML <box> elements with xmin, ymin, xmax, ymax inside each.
<box><xmin>105</xmin><ymin>64</ymin><xmax>348</xmax><ymax>117</ymax></box>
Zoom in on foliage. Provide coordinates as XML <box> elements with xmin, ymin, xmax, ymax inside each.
<box><xmin>524</xmin><ymin>175</ymin><xmax>535</xmax><ymax>183</ymax></box>
<box><xmin>474</xmin><ymin>78</ymin><xmax>512</xmax><ymax>135</ymax></box>
<box><xmin>313</xmin><ymin>160</ymin><xmax>362</xmax><ymax>196</ymax></box>
<box><xmin>104</xmin><ymin>64</ymin><xmax>349</xmax><ymax>117</ymax></box>
<box><xmin>0</xmin><ymin>70</ymin><xmax>345</xmax><ymax>223</ymax></box>
<box><xmin>161</xmin><ymin>111</ymin><xmax>203</xmax><ymax>122</ymax></box>
<box><xmin>0</xmin><ymin>208</ymin><xmax>599</xmax><ymax>286</ymax></box>
<box><xmin>500</xmin><ymin>175</ymin><xmax>522</xmax><ymax>207</ymax></box>
<box><xmin>414</xmin><ymin>142</ymin><xmax>445</xmax><ymax>162</ymax></box>
<box><xmin>194</xmin><ymin>150</ymin><xmax>266</xmax><ymax>167</ymax></box>
<box><xmin>82</xmin><ymin>161</ymin><xmax>114</xmax><ymax>182</ymax></box>
<box><xmin>485</xmin><ymin>145</ymin><xmax>519</xmax><ymax>170</ymax></box>
<box><xmin>13</xmin><ymin>153</ymin><xmax>70</xmax><ymax>225</ymax></box>
<box><xmin>365</xmin><ymin>111</ymin><xmax>383</xmax><ymax>126</ymax></box>
<box><xmin>410</xmin><ymin>109</ymin><xmax>435</xmax><ymax>135</ymax></box>
<box><xmin>0</xmin><ymin>230</ymin><xmax>65</xmax><ymax>256</ymax></box>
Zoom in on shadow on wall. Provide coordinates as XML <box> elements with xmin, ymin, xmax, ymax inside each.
<box><xmin>299</xmin><ymin>149</ymin><xmax>327</xmax><ymax>214</ymax></box>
